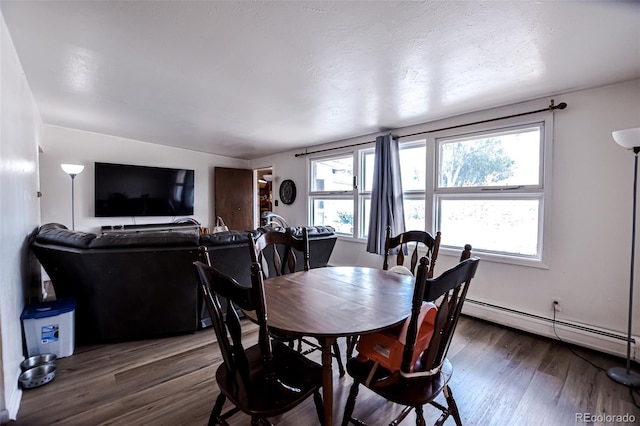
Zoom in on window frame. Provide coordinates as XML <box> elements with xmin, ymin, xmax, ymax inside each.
<box><xmin>308</xmin><ymin>151</ymin><xmax>359</xmax><ymax>237</ymax></box>
<box><xmin>308</xmin><ymin>139</ymin><xmax>428</xmax><ymax>240</ymax></box>
<box><xmin>393</xmin><ymin>139</ymin><xmax>428</xmax><ymax>235</ymax></box>
<box><xmin>306</xmin><ymin>111</ymin><xmax>553</xmax><ymax>268</ymax></box>
<box><xmin>430</xmin><ymin>113</ymin><xmax>553</xmax><ymax>268</ymax></box>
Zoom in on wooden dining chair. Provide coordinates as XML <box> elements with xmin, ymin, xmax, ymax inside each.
<box><xmin>252</xmin><ymin>227</ymin><xmax>310</xmax><ymax>277</ymax></box>
<box><xmin>383</xmin><ymin>225</ymin><xmax>442</xmax><ymax>278</ymax></box>
<box><xmin>193</xmin><ymin>260</ymin><xmax>324</xmax><ymax>426</ymax></box>
<box><xmin>346</xmin><ymin>226</ymin><xmax>442</xmax><ymax>360</ymax></box>
<box><xmin>249</xmin><ymin>228</ymin><xmax>346</xmax><ymax>377</ymax></box>
<box><xmin>342</xmin><ymin>255</ymin><xmax>480</xmax><ymax>426</ymax></box>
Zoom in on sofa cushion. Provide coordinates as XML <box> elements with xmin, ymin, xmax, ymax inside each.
<box><xmin>35</xmin><ymin>223</ymin><xmax>96</xmax><ymax>248</ymax></box>
<box><xmin>89</xmin><ymin>232</ymin><xmax>199</xmax><ymax>248</ymax></box>
<box><xmin>199</xmin><ymin>230</ymin><xmax>260</xmax><ymax>246</ymax></box>
<box><xmin>287</xmin><ymin>226</ymin><xmax>336</xmax><ymax>238</ymax></box>
<box><xmin>256</xmin><ymin>225</ymin><xmax>286</xmax><ymax>234</ymax></box>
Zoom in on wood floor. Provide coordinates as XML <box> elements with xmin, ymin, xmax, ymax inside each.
<box><xmin>15</xmin><ymin>316</ymin><xmax>640</xmax><ymax>426</ymax></box>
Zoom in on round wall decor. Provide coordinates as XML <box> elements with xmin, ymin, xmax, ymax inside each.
<box><xmin>279</xmin><ymin>179</ymin><xmax>297</xmax><ymax>205</ymax></box>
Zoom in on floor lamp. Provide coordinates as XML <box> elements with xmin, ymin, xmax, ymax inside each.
<box><xmin>60</xmin><ymin>163</ymin><xmax>84</xmax><ymax>230</ymax></box>
<box><xmin>610</xmin><ymin>127</ymin><xmax>640</xmax><ymax>388</ymax></box>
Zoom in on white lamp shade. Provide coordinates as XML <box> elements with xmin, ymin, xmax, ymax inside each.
<box><xmin>263</xmin><ymin>174</ymin><xmax>273</xmax><ymax>182</ymax></box>
<box><xmin>613</xmin><ymin>128</ymin><xmax>640</xmax><ymax>149</ymax></box>
<box><xmin>61</xmin><ymin>163</ymin><xmax>85</xmax><ymax>175</ymax></box>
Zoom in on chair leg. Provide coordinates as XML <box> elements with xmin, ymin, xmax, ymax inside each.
<box><xmin>342</xmin><ymin>380</ymin><xmax>360</xmax><ymax>426</ymax></box>
<box><xmin>444</xmin><ymin>384</ymin><xmax>462</xmax><ymax>426</ymax></box>
<box><xmin>346</xmin><ymin>336</ymin><xmax>358</xmax><ymax>359</ymax></box>
<box><xmin>390</xmin><ymin>406</ymin><xmax>414</xmax><ymax>426</ymax></box>
<box><xmin>209</xmin><ymin>393</ymin><xmax>226</xmax><ymax>425</ymax></box>
<box><xmin>414</xmin><ymin>405</ymin><xmax>426</xmax><ymax>426</ymax></box>
<box><xmin>333</xmin><ymin>341</ymin><xmax>346</xmax><ymax>377</ymax></box>
<box><xmin>313</xmin><ymin>389</ymin><xmax>325</xmax><ymax>425</ymax></box>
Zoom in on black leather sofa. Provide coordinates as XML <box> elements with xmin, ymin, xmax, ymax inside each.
<box><xmin>30</xmin><ymin>223</ymin><xmax>337</xmax><ymax>343</ymax></box>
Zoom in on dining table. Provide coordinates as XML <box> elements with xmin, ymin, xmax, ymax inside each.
<box><xmin>245</xmin><ymin>266</ymin><xmax>415</xmax><ymax>426</ymax></box>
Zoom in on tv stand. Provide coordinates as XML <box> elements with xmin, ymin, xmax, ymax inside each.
<box><xmin>101</xmin><ymin>222</ymin><xmax>200</xmax><ymax>234</ymax></box>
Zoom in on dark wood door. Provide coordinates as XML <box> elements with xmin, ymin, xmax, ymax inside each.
<box><xmin>214</xmin><ymin>167</ymin><xmax>253</xmax><ymax>231</ymax></box>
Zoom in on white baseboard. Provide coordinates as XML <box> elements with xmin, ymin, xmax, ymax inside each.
<box><xmin>3</xmin><ymin>378</ymin><xmax>23</xmax><ymax>422</ymax></box>
<box><xmin>463</xmin><ymin>299</ymin><xmax>636</xmax><ymax>361</ymax></box>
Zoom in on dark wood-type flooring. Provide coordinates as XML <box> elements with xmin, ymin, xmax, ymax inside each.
<box><xmin>15</xmin><ymin>316</ymin><xmax>640</xmax><ymax>425</ymax></box>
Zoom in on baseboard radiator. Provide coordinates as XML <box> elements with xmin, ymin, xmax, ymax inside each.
<box><xmin>463</xmin><ymin>299</ymin><xmax>636</xmax><ymax>361</ymax></box>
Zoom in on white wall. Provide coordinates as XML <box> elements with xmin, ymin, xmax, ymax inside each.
<box><xmin>250</xmin><ymin>155</ymin><xmax>308</xmax><ymax>227</ymax></box>
<box><xmin>251</xmin><ymin>79</ymin><xmax>640</xmax><ymax>359</ymax></box>
<box><xmin>0</xmin><ymin>12</ymin><xmax>42</xmax><ymax>421</ymax></box>
<box><xmin>39</xmin><ymin>126</ymin><xmax>249</xmax><ymax>233</ymax></box>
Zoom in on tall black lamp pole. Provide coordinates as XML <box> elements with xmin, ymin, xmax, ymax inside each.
<box><xmin>60</xmin><ymin>164</ymin><xmax>84</xmax><ymax>230</ymax></box>
<box><xmin>609</xmin><ymin>128</ymin><xmax>640</xmax><ymax>388</ymax></box>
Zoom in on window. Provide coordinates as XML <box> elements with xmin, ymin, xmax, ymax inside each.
<box><xmin>310</xmin><ymin>155</ymin><xmax>355</xmax><ymax>235</ymax></box>
<box><xmin>399</xmin><ymin>144</ymin><xmax>427</xmax><ymax>232</ymax></box>
<box><xmin>435</xmin><ymin>123</ymin><xmax>548</xmax><ymax>264</ymax></box>
<box><xmin>309</xmin><ymin>141</ymin><xmax>426</xmax><ymax>238</ymax></box>
<box><xmin>308</xmin><ymin>112</ymin><xmax>552</xmax><ymax>267</ymax></box>
<box><xmin>359</xmin><ymin>143</ymin><xmax>426</xmax><ymax>238</ymax></box>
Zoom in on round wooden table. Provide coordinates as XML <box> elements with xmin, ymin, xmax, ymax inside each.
<box><xmin>246</xmin><ymin>266</ymin><xmax>415</xmax><ymax>426</ymax></box>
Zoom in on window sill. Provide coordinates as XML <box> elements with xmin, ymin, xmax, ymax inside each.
<box><xmin>335</xmin><ymin>235</ymin><xmax>549</xmax><ymax>269</ymax></box>
<box><xmin>439</xmin><ymin>246</ymin><xmax>549</xmax><ymax>269</ymax></box>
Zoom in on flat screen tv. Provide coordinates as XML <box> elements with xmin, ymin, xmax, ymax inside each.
<box><xmin>95</xmin><ymin>162</ymin><xmax>194</xmax><ymax>217</ymax></box>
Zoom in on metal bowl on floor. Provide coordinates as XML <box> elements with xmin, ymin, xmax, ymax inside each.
<box><xmin>20</xmin><ymin>353</ymin><xmax>57</xmax><ymax>371</ymax></box>
<box><xmin>19</xmin><ymin>364</ymin><xmax>56</xmax><ymax>389</ymax></box>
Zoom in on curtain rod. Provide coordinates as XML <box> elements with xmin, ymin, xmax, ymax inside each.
<box><xmin>294</xmin><ymin>99</ymin><xmax>567</xmax><ymax>158</ymax></box>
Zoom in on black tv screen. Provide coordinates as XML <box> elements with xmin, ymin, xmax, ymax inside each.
<box><xmin>95</xmin><ymin>162</ymin><xmax>194</xmax><ymax>217</ymax></box>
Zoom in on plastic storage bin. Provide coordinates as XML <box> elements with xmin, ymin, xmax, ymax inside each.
<box><xmin>21</xmin><ymin>299</ymin><xmax>75</xmax><ymax>358</ymax></box>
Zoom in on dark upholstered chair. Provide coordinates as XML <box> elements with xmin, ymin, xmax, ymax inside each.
<box><xmin>194</xmin><ymin>260</ymin><xmax>324</xmax><ymax>425</ymax></box>
<box><xmin>342</xmin><ymin>255</ymin><xmax>480</xmax><ymax>426</ymax></box>
<box><xmin>249</xmin><ymin>228</ymin><xmax>346</xmax><ymax>377</ymax></box>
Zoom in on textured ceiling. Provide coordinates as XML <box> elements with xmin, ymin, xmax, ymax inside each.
<box><xmin>2</xmin><ymin>1</ymin><xmax>639</xmax><ymax>159</ymax></box>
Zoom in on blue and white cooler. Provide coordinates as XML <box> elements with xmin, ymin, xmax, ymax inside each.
<box><xmin>21</xmin><ymin>298</ymin><xmax>75</xmax><ymax>358</ymax></box>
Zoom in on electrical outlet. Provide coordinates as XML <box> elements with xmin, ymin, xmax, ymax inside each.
<box><xmin>553</xmin><ymin>300</ymin><xmax>562</xmax><ymax>312</ymax></box>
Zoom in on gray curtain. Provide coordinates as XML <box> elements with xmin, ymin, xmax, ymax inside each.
<box><xmin>366</xmin><ymin>134</ymin><xmax>405</xmax><ymax>254</ymax></box>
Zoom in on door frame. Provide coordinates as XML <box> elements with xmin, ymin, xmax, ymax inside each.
<box><xmin>255</xmin><ymin>167</ymin><xmax>273</xmax><ymax>228</ymax></box>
